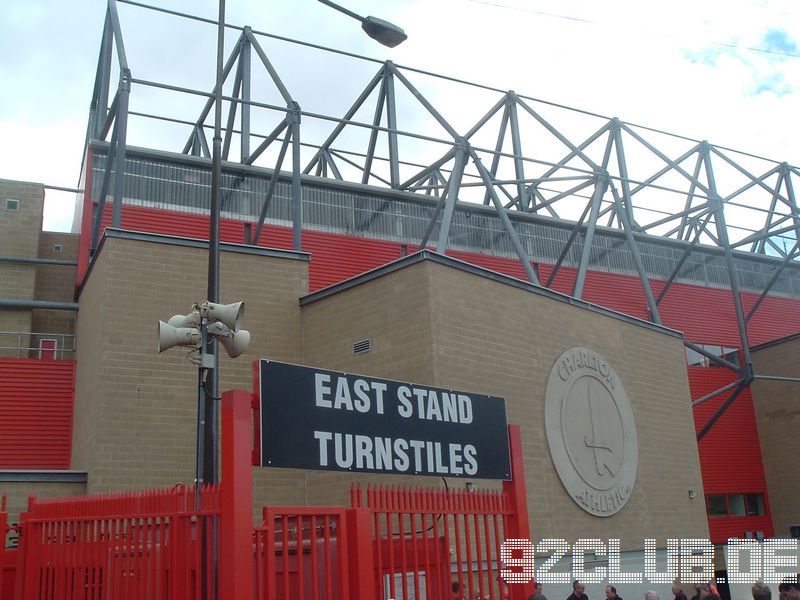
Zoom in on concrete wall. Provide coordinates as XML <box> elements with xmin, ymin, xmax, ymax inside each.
<box><xmin>73</xmin><ymin>233</ymin><xmax>310</xmax><ymax>516</ymax></box>
<box><xmin>300</xmin><ymin>258</ymin><xmax>709</xmax><ymax>549</ymax></box>
<box><xmin>751</xmin><ymin>334</ymin><xmax>800</xmax><ymax>538</ymax></box>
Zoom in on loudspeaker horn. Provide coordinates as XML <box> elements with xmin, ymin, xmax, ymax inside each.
<box><xmin>207</xmin><ymin>322</ymin><xmax>251</xmax><ymax>358</ymax></box>
<box><xmin>167</xmin><ymin>311</ymin><xmax>200</xmax><ymax>328</ymax></box>
<box><xmin>157</xmin><ymin>321</ymin><xmax>200</xmax><ymax>353</ymax></box>
<box><xmin>200</xmin><ymin>301</ymin><xmax>244</xmax><ymax>330</ymax></box>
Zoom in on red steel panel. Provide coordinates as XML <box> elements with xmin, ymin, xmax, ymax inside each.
<box><xmin>688</xmin><ymin>367</ymin><xmax>774</xmax><ymax>543</ymax></box>
<box><xmin>0</xmin><ymin>359</ymin><xmax>75</xmax><ymax>469</ymax></box>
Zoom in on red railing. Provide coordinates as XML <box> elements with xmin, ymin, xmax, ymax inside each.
<box><xmin>13</xmin><ymin>484</ymin><xmax>220</xmax><ymax>600</ymax></box>
<box><xmin>1</xmin><ymin>493</ymin><xmax>12</xmax><ymax>599</ymax></box>
<box><xmin>351</xmin><ymin>484</ymin><xmax>514</xmax><ymax>600</ymax></box>
<box><xmin>255</xmin><ymin>507</ymin><xmax>349</xmax><ymax>600</ymax></box>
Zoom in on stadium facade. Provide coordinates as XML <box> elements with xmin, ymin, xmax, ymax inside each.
<box><xmin>1</xmin><ymin>2</ymin><xmax>799</xmax><ymax>599</ymax></box>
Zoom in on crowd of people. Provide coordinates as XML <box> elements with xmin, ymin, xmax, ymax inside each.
<box><xmin>448</xmin><ymin>577</ymin><xmax>800</xmax><ymax>600</ymax></box>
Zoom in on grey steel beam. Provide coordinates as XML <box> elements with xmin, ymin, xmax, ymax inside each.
<box><xmin>610</xmin><ymin>185</ymin><xmax>662</xmax><ymax>324</ymax></box>
<box><xmin>545</xmin><ymin>202</ymin><xmax>592</xmax><ymax>288</ymax></box>
<box><xmin>507</xmin><ymin>95</ymin><xmax>528</xmax><ymax>210</ymax></box>
<box><xmin>244</xmin><ymin>28</ymin><xmax>293</xmax><ymax>105</ymax></box>
<box><xmin>621</xmin><ymin>124</ymin><xmax>711</xmax><ymax>196</ymax></box>
<box><xmin>107</xmin><ymin>0</ymin><xmax>128</xmax><ymax>70</ymax></box>
<box><xmin>91</xmin><ymin>118</ymin><xmax>120</xmax><ymax>251</ymax></box>
<box><xmin>656</xmin><ymin>213</ymin><xmax>713</xmax><ymax>304</ymax></box>
<box><xmin>362</xmin><ymin>71</ymin><xmax>388</xmax><ymax>185</ymax></box>
<box><xmin>385</xmin><ymin>64</ymin><xmax>400</xmax><ymax>188</ymax></box>
<box><xmin>696</xmin><ymin>380</ymin><xmax>749</xmax><ymax>442</ymax></box>
<box><xmin>436</xmin><ymin>143</ymin><xmax>468</xmax><ymax>253</ymax></box>
<box><xmin>0</xmin><ymin>299</ymin><xmax>79</xmax><ymax>311</ymax></box>
<box><xmin>691</xmin><ymin>378</ymin><xmax>743</xmax><ymax>407</ymax></box>
<box><xmin>471</xmin><ymin>149</ymin><xmax>539</xmax><ymax>285</ymax></box>
<box><xmin>515</xmin><ymin>97</ymin><xmax>598</xmax><ymax>172</ymax></box>
<box><xmin>482</xmin><ymin>103</ymin><xmax>510</xmax><ymax>208</ymax></box>
<box><xmin>290</xmin><ymin>102</ymin><xmax>303</xmax><ymax>250</ymax></box>
<box><xmin>304</xmin><ymin>67</ymin><xmax>384</xmax><ymax>174</ymax></box>
<box><xmin>181</xmin><ymin>37</ymin><xmax>242</xmax><ymax>155</ymax></box>
<box><xmin>611</xmin><ymin>119</ymin><xmax>636</xmax><ymax>226</ymax></box>
<box><xmin>0</xmin><ymin>256</ymin><xmax>78</xmax><ymax>266</ymax></box>
<box><xmin>703</xmin><ymin>144</ymin><xmax>753</xmax><ymax>370</ymax></box>
<box><xmin>110</xmin><ymin>72</ymin><xmax>130</xmax><ymax>228</ymax></box>
<box><xmin>240</xmin><ymin>28</ymin><xmax>252</xmax><ymax>163</ymax></box>
<box><xmin>244</xmin><ymin>119</ymin><xmax>288</xmax><ymax>166</ymax></box>
<box><xmin>573</xmin><ymin>174</ymin><xmax>608</xmax><ymax>299</ymax></box>
<box><xmin>744</xmin><ymin>241</ymin><xmax>800</xmax><ymax>322</ymax></box>
<box><xmin>322</xmin><ymin>149</ymin><xmax>343</xmax><ymax>180</ymax></box>
<box><xmin>753</xmin><ymin>375</ymin><xmax>800</xmax><ymax>383</ymax></box>
<box><xmin>390</xmin><ymin>65</ymin><xmax>460</xmax><ymax>141</ymax></box>
<box><xmin>90</xmin><ymin>11</ymin><xmax>113</xmax><ymax>138</ymax></box>
<box><xmin>685</xmin><ymin>340</ymin><xmax>741</xmax><ymax>372</ymax></box>
<box><xmin>251</xmin><ymin>135</ymin><xmax>291</xmax><ymax>245</ymax></box>
<box><xmin>222</xmin><ymin>54</ymin><xmax>243</xmax><ymax>161</ymax></box>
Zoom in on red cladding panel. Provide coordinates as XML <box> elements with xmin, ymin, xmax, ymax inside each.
<box><xmin>0</xmin><ymin>359</ymin><xmax>75</xmax><ymax>469</ymax></box>
<box><xmin>688</xmin><ymin>367</ymin><xmax>774</xmax><ymax>542</ymax></box>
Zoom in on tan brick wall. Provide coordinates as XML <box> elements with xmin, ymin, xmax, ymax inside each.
<box><xmin>74</xmin><ymin>235</ymin><xmax>309</xmax><ymax>517</ymax></box>
<box><xmin>0</xmin><ymin>312</ymin><xmax>32</xmax><ymax>358</ymax></box>
<box><xmin>1</xmin><ymin>481</ymin><xmax>87</xmax><ymax>526</ymax></box>
<box><xmin>427</xmin><ymin>263</ymin><xmax>707</xmax><ymax>548</ymax></box>
<box><xmin>30</xmin><ymin>233</ymin><xmax>79</xmax><ymax>354</ymax></box>
<box><xmin>751</xmin><ymin>335</ymin><xmax>800</xmax><ymax>538</ymax></box>
<box><xmin>0</xmin><ymin>179</ymin><xmax>43</xmax><ymax>258</ymax></box>
<box><xmin>300</xmin><ymin>260</ymin><xmax>708</xmax><ymax>548</ymax></box>
<box><xmin>301</xmin><ymin>261</ymin><xmax>438</xmax><ymax>505</ymax></box>
<box><xmin>0</xmin><ymin>180</ymin><xmax>45</xmax><ymax>357</ymax></box>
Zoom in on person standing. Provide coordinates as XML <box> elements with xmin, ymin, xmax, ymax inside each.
<box><xmin>672</xmin><ymin>584</ymin><xmax>687</xmax><ymax>600</ymax></box>
<box><xmin>529</xmin><ymin>581</ymin><xmax>547</xmax><ymax>600</ymax></box>
<box><xmin>567</xmin><ymin>580</ymin><xmax>589</xmax><ymax>600</ymax></box>
<box><xmin>606</xmin><ymin>585</ymin><xmax>623</xmax><ymax>600</ymax></box>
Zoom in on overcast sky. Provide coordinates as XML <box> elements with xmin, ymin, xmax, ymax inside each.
<box><xmin>1</xmin><ymin>0</ymin><xmax>799</xmax><ymax>232</ymax></box>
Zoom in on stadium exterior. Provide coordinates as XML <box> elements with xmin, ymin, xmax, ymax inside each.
<box><xmin>1</xmin><ymin>2</ymin><xmax>799</xmax><ymax>599</ymax></box>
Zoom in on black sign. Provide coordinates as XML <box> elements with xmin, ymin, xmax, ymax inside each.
<box><xmin>256</xmin><ymin>361</ymin><xmax>510</xmax><ymax>480</ymax></box>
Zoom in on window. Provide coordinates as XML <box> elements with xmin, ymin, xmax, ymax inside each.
<box><xmin>4</xmin><ymin>198</ymin><xmax>19</xmax><ymax>211</ymax></box>
<box><xmin>707</xmin><ymin>493</ymin><xmax>765</xmax><ymax>517</ymax></box>
<box><xmin>745</xmin><ymin>494</ymin><xmax>765</xmax><ymax>516</ymax></box>
<box><xmin>708</xmin><ymin>495</ymin><xmax>728</xmax><ymax>517</ymax></box>
<box><xmin>52</xmin><ymin>244</ymin><xmax>63</xmax><ymax>253</ymax></box>
<box><xmin>686</xmin><ymin>344</ymin><xmax>740</xmax><ymax>368</ymax></box>
<box><xmin>728</xmin><ymin>494</ymin><xmax>746</xmax><ymax>516</ymax></box>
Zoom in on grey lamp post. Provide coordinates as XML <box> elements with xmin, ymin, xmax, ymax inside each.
<box><xmin>203</xmin><ymin>1</ymin><xmax>407</xmax><ymax>487</ymax></box>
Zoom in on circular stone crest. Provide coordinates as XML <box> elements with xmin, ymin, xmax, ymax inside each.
<box><xmin>544</xmin><ymin>347</ymin><xmax>638</xmax><ymax>517</ymax></box>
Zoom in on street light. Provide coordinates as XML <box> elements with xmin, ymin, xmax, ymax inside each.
<box><xmin>318</xmin><ymin>0</ymin><xmax>408</xmax><ymax>48</ymax></box>
<box><xmin>205</xmin><ymin>1</ymin><xmax>407</xmax><ymax>486</ymax></box>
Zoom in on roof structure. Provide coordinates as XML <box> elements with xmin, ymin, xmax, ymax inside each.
<box><xmin>81</xmin><ymin>0</ymin><xmax>800</xmax><ymax>422</ymax></box>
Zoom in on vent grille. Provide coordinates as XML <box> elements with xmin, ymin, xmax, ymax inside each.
<box><xmin>353</xmin><ymin>339</ymin><xmax>371</xmax><ymax>355</ymax></box>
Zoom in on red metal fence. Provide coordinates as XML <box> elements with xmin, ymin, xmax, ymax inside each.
<box><xmin>255</xmin><ymin>507</ymin><xmax>349</xmax><ymax>600</ymax></box>
<box><xmin>351</xmin><ymin>484</ymin><xmax>514</xmax><ymax>600</ymax></box>
<box><xmin>11</xmin><ymin>485</ymin><xmax>220</xmax><ymax>600</ymax></box>
<box><xmin>1</xmin><ymin>393</ymin><xmax>532</xmax><ymax>600</ymax></box>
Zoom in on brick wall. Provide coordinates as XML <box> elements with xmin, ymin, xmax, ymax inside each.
<box><xmin>751</xmin><ymin>334</ymin><xmax>800</xmax><ymax>538</ymax></box>
<box><xmin>73</xmin><ymin>233</ymin><xmax>310</xmax><ymax>518</ymax></box>
<box><xmin>31</xmin><ymin>232</ymin><xmax>79</xmax><ymax>343</ymax></box>
<box><xmin>1</xmin><ymin>480</ymin><xmax>87</xmax><ymax>526</ymax></box>
<box><xmin>301</xmin><ymin>257</ymin><xmax>709</xmax><ymax>548</ymax></box>
<box><xmin>0</xmin><ymin>180</ymin><xmax>44</xmax><ymax>357</ymax></box>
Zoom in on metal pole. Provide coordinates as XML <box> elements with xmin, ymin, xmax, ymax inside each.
<box><xmin>205</xmin><ymin>0</ymin><xmax>225</xmax><ymax>487</ymax></box>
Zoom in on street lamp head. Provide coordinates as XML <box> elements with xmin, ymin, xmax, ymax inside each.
<box><xmin>361</xmin><ymin>16</ymin><xmax>407</xmax><ymax>48</ymax></box>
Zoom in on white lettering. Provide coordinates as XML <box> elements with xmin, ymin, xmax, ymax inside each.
<box><xmin>315</xmin><ymin>373</ymin><xmax>332</xmax><ymax>407</ymax></box>
<box><xmin>314</xmin><ymin>430</ymin><xmax>332</xmax><ymax>466</ymax></box>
